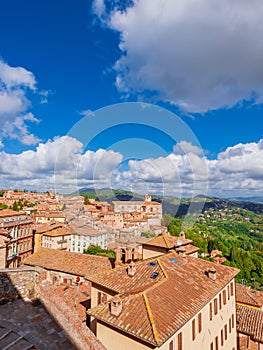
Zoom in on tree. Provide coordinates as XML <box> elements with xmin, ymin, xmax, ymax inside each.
<box><xmin>207</xmin><ymin>239</ymin><xmax>216</xmax><ymax>253</ymax></box>
<box><xmin>0</xmin><ymin>203</ymin><xmax>8</xmax><ymax>209</ymax></box>
<box><xmin>162</xmin><ymin>214</ymin><xmax>173</xmax><ymax>227</ymax></box>
<box><xmin>168</xmin><ymin>218</ymin><xmax>182</xmax><ymax>236</ymax></box>
<box><xmin>84</xmin><ymin>244</ymin><xmax>116</xmax><ymax>259</ymax></box>
<box><xmin>12</xmin><ymin>201</ymin><xmax>19</xmax><ymax>211</ymax></box>
<box><xmin>84</xmin><ymin>195</ymin><xmax>91</xmax><ymax>205</ymax></box>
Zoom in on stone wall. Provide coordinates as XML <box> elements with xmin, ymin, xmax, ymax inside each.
<box><xmin>0</xmin><ymin>267</ymin><xmax>39</xmax><ymax>303</ymax></box>
<box><xmin>0</xmin><ymin>267</ymin><xmax>107</xmax><ymax>350</ymax></box>
<box><xmin>37</xmin><ymin>281</ymin><xmax>107</xmax><ymax>350</ymax></box>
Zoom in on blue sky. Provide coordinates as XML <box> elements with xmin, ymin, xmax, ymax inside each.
<box><xmin>0</xmin><ymin>0</ymin><xmax>263</xmax><ymax>197</ymax></box>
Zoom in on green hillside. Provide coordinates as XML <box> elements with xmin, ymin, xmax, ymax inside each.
<box><xmin>77</xmin><ymin>188</ymin><xmax>263</xmax><ymax>288</ymax></box>
<box><xmin>167</xmin><ymin>206</ymin><xmax>263</xmax><ymax>289</ymax></box>
<box><xmin>76</xmin><ymin>188</ymin><xmax>263</xmax><ymax>215</ymax></box>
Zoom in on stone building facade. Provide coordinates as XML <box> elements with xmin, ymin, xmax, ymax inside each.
<box><xmin>0</xmin><ymin>209</ymin><xmax>33</xmax><ymax>268</ymax></box>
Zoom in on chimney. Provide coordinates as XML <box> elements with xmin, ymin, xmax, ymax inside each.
<box><xmin>179</xmin><ymin>231</ymin><xmax>185</xmax><ymax>240</ymax></box>
<box><xmin>178</xmin><ymin>248</ymin><xmax>186</xmax><ymax>258</ymax></box>
<box><xmin>110</xmin><ymin>296</ymin><xmax>122</xmax><ymax>317</ymax></box>
<box><xmin>208</xmin><ymin>267</ymin><xmax>217</xmax><ymax>281</ymax></box>
<box><xmin>127</xmin><ymin>261</ymin><xmax>136</xmax><ymax>277</ymax></box>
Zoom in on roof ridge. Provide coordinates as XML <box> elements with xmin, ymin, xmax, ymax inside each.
<box><xmin>143</xmin><ymin>292</ymin><xmax>161</xmax><ymax>345</ymax></box>
<box><xmin>162</xmin><ymin>234</ymin><xmax>169</xmax><ymax>248</ymax></box>
<box><xmin>156</xmin><ymin>257</ymin><xmax>169</xmax><ymax>279</ymax></box>
<box><xmin>246</xmin><ymin>289</ymin><xmax>261</xmax><ymax>306</ymax></box>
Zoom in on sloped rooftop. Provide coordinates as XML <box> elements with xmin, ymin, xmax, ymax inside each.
<box><xmin>236</xmin><ymin>304</ymin><xmax>263</xmax><ymax>343</ymax></box>
<box><xmin>87</xmin><ymin>252</ymin><xmax>239</xmax><ymax>346</ymax></box>
<box><xmin>236</xmin><ymin>283</ymin><xmax>263</xmax><ymax>308</ymax></box>
<box><xmin>143</xmin><ymin>233</ymin><xmax>192</xmax><ymax>249</ymax></box>
<box><xmin>24</xmin><ymin>248</ymin><xmax>113</xmax><ymax>276</ymax></box>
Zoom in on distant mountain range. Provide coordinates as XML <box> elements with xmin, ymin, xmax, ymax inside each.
<box><xmin>71</xmin><ymin>188</ymin><xmax>263</xmax><ymax>217</ymax></box>
<box><xmin>227</xmin><ymin>196</ymin><xmax>263</xmax><ymax>204</ymax></box>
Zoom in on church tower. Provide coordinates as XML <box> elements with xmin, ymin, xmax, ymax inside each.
<box><xmin>144</xmin><ymin>194</ymin><xmax>152</xmax><ymax>202</ymax></box>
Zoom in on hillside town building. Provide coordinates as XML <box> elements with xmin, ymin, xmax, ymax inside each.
<box><xmin>34</xmin><ymin>212</ymin><xmax>66</xmax><ymax>224</ymax></box>
<box><xmin>41</xmin><ymin>225</ymin><xmax>72</xmax><ymax>251</ymax></box>
<box><xmin>141</xmin><ymin>231</ymin><xmax>199</xmax><ymax>259</ymax></box>
<box><xmin>70</xmin><ymin>221</ymin><xmax>108</xmax><ymax>252</ymax></box>
<box><xmin>111</xmin><ymin>194</ymin><xmax>162</xmax><ymax>228</ymax></box>
<box><xmin>0</xmin><ymin>209</ymin><xmax>33</xmax><ymax>268</ymax></box>
<box><xmin>33</xmin><ymin>222</ymin><xmax>65</xmax><ymax>251</ymax></box>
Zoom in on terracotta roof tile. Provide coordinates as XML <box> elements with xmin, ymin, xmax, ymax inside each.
<box><xmin>236</xmin><ymin>304</ymin><xmax>263</xmax><ymax>343</ymax></box>
<box><xmin>0</xmin><ymin>209</ymin><xmax>26</xmax><ymax>217</ymax></box>
<box><xmin>176</xmin><ymin>244</ymin><xmax>199</xmax><ymax>255</ymax></box>
<box><xmin>87</xmin><ymin>252</ymin><xmax>239</xmax><ymax>346</ymax></box>
<box><xmin>69</xmin><ymin>224</ymin><xmax>103</xmax><ymax>236</ymax></box>
<box><xmin>34</xmin><ymin>223</ymin><xmax>64</xmax><ymax>234</ymax></box>
<box><xmin>144</xmin><ymin>234</ymin><xmax>192</xmax><ymax>249</ymax></box>
<box><xmin>24</xmin><ymin>248</ymin><xmax>113</xmax><ymax>276</ymax></box>
<box><xmin>236</xmin><ymin>284</ymin><xmax>263</xmax><ymax>308</ymax></box>
<box><xmin>43</xmin><ymin>227</ymin><xmax>72</xmax><ymax>237</ymax></box>
<box><xmin>87</xmin><ymin>259</ymin><xmax>166</xmax><ymax>294</ymax></box>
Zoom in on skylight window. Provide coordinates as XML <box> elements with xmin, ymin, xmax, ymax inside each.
<box><xmin>148</xmin><ymin>261</ymin><xmax>157</xmax><ymax>267</ymax></box>
<box><xmin>170</xmin><ymin>258</ymin><xmax>179</xmax><ymax>265</ymax></box>
<box><xmin>150</xmin><ymin>271</ymin><xmax>159</xmax><ymax>279</ymax></box>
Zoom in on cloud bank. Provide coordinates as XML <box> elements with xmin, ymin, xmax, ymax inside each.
<box><xmin>94</xmin><ymin>0</ymin><xmax>263</xmax><ymax>113</ymax></box>
<box><xmin>0</xmin><ymin>136</ymin><xmax>263</xmax><ymax>198</ymax></box>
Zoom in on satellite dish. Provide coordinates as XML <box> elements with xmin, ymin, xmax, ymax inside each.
<box><xmin>177</xmin><ymin>239</ymin><xmax>183</xmax><ymax>246</ymax></box>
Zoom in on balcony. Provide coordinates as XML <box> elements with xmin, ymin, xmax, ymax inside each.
<box><xmin>57</xmin><ymin>239</ymin><xmax>67</xmax><ymax>243</ymax></box>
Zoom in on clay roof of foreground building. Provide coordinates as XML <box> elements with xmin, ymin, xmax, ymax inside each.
<box><xmin>87</xmin><ymin>252</ymin><xmax>239</xmax><ymax>346</ymax></box>
<box><xmin>88</xmin><ymin>258</ymin><xmax>165</xmax><ymax>294</ymax></box>
<box><xmin>236</xmin><ymin>304</ymin><xmax>263</xmax><ymax>343</ymax></box>
<box><xmin>143</xmin><ymin>234</ymin><xmax>192</xmax><ymax>249</ymax></box>
<box><xmin>236</xmin><ymin>283</ymin><xmax>263</xmax><ymax>308</ymax></box>
<box><xmin>24</xmin><ymin>248</ymin><xmax>113</xmax><ymax>276</ymax></box>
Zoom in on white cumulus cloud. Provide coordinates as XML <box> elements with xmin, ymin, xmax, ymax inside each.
<box><xmin>173</xmin><ymin>141</ymin><xmax>203</xmax><ymax>155</ymax></box>
<box><xmin>96</xmin><ymin>0</ymin><xmax>263</xmax><ymax>113</ymax></box>
<box><xmin>115</xmin><ymin>138</ymin><xmax>263</xmax><ymax>197</ymax></box>
<box><xmin>0</xmin><ymin>59</ymin><xmax>42</xmax><ymax>146</ymax></box>
<box><xmin>0</xmin><ymin>60</ymin><xmax>36</xmax><ymax>90</ymax></box>
<box><xmin>0</xmin><ymin>136</ymin><xmax>123</xmax><ymax>193</ymax></box>
<box><xmin>0</xmin><ymin>134</ymin><xmax>263</xmax><ymax>197</ymax></box>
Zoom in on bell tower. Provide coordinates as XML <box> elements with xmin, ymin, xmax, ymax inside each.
<box><xmin>144</xmin><ymin>194</ymin><xmax>152</xmax><ymax>202</ymax></box>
